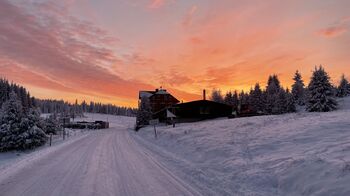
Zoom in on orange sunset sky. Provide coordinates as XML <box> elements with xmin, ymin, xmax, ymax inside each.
<box><xmin>0</xmin><ymin>0</ymin><xmax>349</xmax><ymax>107</ymax></box>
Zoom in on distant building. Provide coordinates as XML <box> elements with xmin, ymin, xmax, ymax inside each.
<box><xmin>138</xmin><ymin>88</ymin><xmax>263</xmax><ymax>125</ymax></box>
<box><xmin>139</xmin><ymin>88</ymin><xmax>180</xmax><ymax>113</ymax></box>
<box><xmin>153</xmin><ymin>89</ymin><xmax>232</xmax><ymax>123</ymax></box>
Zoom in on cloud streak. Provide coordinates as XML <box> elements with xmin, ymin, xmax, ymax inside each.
<box><xmin>317</xmin><ymin>17</ymin><xmax>349</xmax><ymax>38</ymax></box>
<box><xmin>0</xmin><ymin>0</ymin><xmax>153</xmax><ymax>105</ymax></box>
<box><xmin>317</xmin><ymin>26</ymin><xmax>347</xmax><ymax>38</ymax></box>
<box><xmin>182</xmin><ymin>5</ymin><xmax>198</xmax><ymax>28</ymax></box>
<box><xmin>149</xmin><ymin>0</ymin><xmax>165</xmax><ymax>9</ymax></box>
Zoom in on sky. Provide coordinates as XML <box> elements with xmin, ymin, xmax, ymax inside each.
<box><xmin>0</xmin><ymin>0</ymin><xmax>349</xmax><ymax>107</ymax></box>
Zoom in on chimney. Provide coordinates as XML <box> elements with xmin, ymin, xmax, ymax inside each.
<box><xmin>203</xmin><ymin>89</ymin><xmax>206</xmax><ymax>100</ymax></box>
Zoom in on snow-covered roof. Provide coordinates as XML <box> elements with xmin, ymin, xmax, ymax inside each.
<box><xmin>155</xmin><ymin>89</ymin><xmax>169</xmax><ymax>95</ymax></box>
<box><xmin>139</xmin><ymin>91</ymin><xmax>154</xmax><ymax>98</ymax></box>
<box><xmin>139</xmin><ymin>88</ymin><xmax>171</xmax><ymax>99</ymax></box>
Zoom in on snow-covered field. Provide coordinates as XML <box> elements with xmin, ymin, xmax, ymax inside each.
<box><xmin>134</xmin><ymin>97</ymin><xmax>350</xmax><ymax>196</ymax></box>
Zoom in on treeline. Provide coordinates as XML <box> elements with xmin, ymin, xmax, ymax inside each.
<box><xmin>37</xmin><ymin>100</ymin><xmax>137</xmax><ymax>117</ymax></box>
<box><xmin>0</xmin><ymin>78</ymin><xmax>136</xmax><ymax>151</ymax></box>
<box><xmin>0</xmin><ymin>78</ymin><xmax>137</xmax><ymax>117</ymax></box>
<box><xmin>0</xmin><ymin>78</ymin><xmax>36</xmax><ymax>109</ymax></box>
<box><xmin>211</xmin><ymin>66</ymin><xmax>350</xmax><ymax>114</ymax></box>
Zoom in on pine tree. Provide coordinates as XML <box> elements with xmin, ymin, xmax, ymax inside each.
<box><xmin>239</xmin><ymin>91</ymin><xmax>249</xmax><ymax>105</ymax></box>
<box><xmin>0</xmin><ymin>79</ymin><xmax>10</xmax><ymax>107</ymax></box>
<box><xmin>210</xmin><ymin>89</ymin><xmax>224</xmax><ymax>103</ymax></box>
<box><xmin>249</xmin><ymin>83</ymin><xmax>263</xmax><ymax>112</ymax></box>
<box><xmin>0</xmin><ymin>92</ymin><xmax>47</xmax><ymax>151</ymax></box>
<box><xmin>265</xmin><ymin>75</ymin><xmax>284</xmax><ymax>114</ymax></box>
<box><xmin>136</xmin><ymin>96</ymin><xmax>152</xmax><ymax>129</ymax></box>
<box><xmin>44</xmin><ymin>114</ymin><xmax>60</xmax><ymax>135</ymax></box>
<box><xmin>285</xmin><ymin>88</ymin><xmax>296</xmax><ymax>113</ymax></box>
<box><xmin>224</xmin><ymin>91</ymin><xmax>239</xmax><ymax>107</ymax></box>
<box><xmin>274</xmin><ymin>89</ymin><xmax>288</xmax><ymax>114</ymax></box>
<box><xmin>291</xmin><ymin>70</ymin><xmax>306</xmax><ymax>105</ymax></box>
<box><xmin>266</xmin><ymin>75</ymin><xmax>281</xmax><ymax>95</ymax></box>
<box><xmin>19</xmin><ymin>109</ymin><xmax>47</xmax><ymax>149</ymax></box>
<box><xmin>337</xmin><ymin>74</ymin><xmax>350</xmax><ymax>97</ymax></box>
<box><xmin>307</xmin><ymin>66</ymin><xmax>337</xmax><ymax>112</ymax></box>
<box><xmin>0</xmin><ymin>92</ymin><xmax>24</xmax><ymax>151</ymax></box>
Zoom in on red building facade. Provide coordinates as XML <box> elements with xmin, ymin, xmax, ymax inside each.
<box><xmin>139</xmin><ymin>88</ymin><xmax>179</xmax><ymax>113</ymax></box>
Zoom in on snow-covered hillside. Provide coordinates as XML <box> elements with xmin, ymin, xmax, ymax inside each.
<box><xmin>134</xmin><ymin>97</ymin><xmax>350</xmax><ymax>196</ymax></box>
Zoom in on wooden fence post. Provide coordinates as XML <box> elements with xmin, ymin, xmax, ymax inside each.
<box><xmin>154</xmin><ymin>125</ymin><xmax>157</xmax><ymax>139</ymax></box>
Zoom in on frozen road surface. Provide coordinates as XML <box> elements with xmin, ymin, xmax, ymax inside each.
<box><xmin>0</xmin><ymin>126</ymin><xmax>201</xmax><ymax>196</ymax></box>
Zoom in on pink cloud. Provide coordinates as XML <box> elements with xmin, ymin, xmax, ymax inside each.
<box><xmin>317</xmin><ymin>17</ymin><xmax>349</xmax><ymax>38</ymax></box>
<box><xmin>317</xmin><ymin>26</ymin><xmax>347</xmax><ymax>38</ymax></box>
<box><xmin>189</xmin><ymin>36</ymin><xmax>203</xmax><ymax>45</ymax></box>
<box><xmin>149</xmin><ymin>0</ymin><xmax>165</xmax><ymax>9</ymax></box>
<box><xmin>0</xmin><ymin>60</ymin><xmax>78</xmax><ymax>94</ymax></box>
<box><xmin>182</xmin><ymin>5</ymin><xmax>198</xmax><ymax>28</ymax></box>
<box><xmin>0</xmin><ymin>0</ymin><xmax>153</xmax><ymax>102</ymax></box>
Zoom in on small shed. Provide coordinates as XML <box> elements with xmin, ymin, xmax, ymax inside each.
<box><xmin>95</xmin><ymin>121</ymin><xmax>110</xmax><ymax>129</ymax></box>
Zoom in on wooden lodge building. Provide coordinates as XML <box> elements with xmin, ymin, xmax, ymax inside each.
<box><xmin>139</xmin><ymin>88</ymin><xmax>233</xmax><ymax>123</ymax></box>
<box><xmin>138</xmin><ymin>88</ymin><xmax>180</xmax><ymax>113</ymax></box>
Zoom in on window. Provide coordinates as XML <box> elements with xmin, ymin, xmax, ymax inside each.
<box><xmin>200</xmin><ymin>106</ymin><xmax>210</xmax><ymax>114</ymax></box>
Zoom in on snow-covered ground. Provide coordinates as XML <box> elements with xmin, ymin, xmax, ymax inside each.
<box><xmin>0</xmin><ymin>128</ymin><xmax>85</xmax><ymax>172</ymax></box>
<box><xmin>134</xmin><ymin>97</ymin><xmax>350</xmax><ymax>196</ymax></box>
<box><xmin>1</xmin><ymin>100</ymin><xmax>350</xmax><ymax>196</ymax></box>
<box><xmin>0</xmin><ymin>113</ymin><xmax>134</xmax><ymax>177</ymax></box>
<box><xmin>0</xmin><ymin>114</ymin><xmax>203</xmax><ymax>196</ymax></box>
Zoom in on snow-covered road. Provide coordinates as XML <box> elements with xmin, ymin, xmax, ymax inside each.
<box><xmin>0</xmin><ymin>126</ymin><xmax>201</xmax><ymax>196</ymax></box>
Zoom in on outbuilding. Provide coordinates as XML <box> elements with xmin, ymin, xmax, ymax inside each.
<box><xmin>172</xmin><ymin>100</ymin><xmax>232</xmax><ymax>122</ymax></box>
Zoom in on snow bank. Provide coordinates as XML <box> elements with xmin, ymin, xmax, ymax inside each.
<box><xmin>134</xmin><ymin>97</ymin><xmax>350</xmax><ymax>195</ymax></box>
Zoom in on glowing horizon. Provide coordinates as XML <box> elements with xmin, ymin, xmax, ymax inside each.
<box><xmin>0</xmin><ymin>0</ymin><xmax>349</xmax><ymax>107</ymax></box>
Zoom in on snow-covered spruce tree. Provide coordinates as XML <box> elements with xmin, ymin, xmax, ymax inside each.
<box><xmin>239</xmin><ymin>91</ymin><xmax>250</xmax><ymax>105</ymax></box>
<box><xmin>307</xmin><ymin>66</ymin><xmax>337</xmax><ymax>112</ymax></box>
<box><xmin>44</xmin><ymin>114</ymin><xmax>60</xmax><ymax>135</ymax></box>
<box><xmin>274</xmin><ymin>89</ymin><xmax>287</xmax><ymax>114</ymax></box>
<box><xmin>0</xmin><ymin>78</ymin><xmax>11</xmax><ymax>107</ymax></box>
<box><xmin>0</xmin><ymin>92</ymin><xmax>24</xmax><ymax>151</ymax></box>
<box><xmin>285</xmin><ymin>88</ymin><xmax>296</xmax><ymax>113</ymax></box>
<box><xmin>19</xmin><ymin>109</ymin><xmax>47</xmax><ymax>149</ymax></box>
<box><xmin>210</xmin><ymin>89</ymin><xmax>224</xmax><ymax>103</ymax></box>
<box><xmin>337</xmin><ymin>74</ymin><xmax>350</xmax><ymax>97</ymax></box>
<box><xmin>224</xmin><ymin>91</ymin><xmax>239</xmax><ymax>106</ymax></box>
<box><xmin>0</xmin><ymin>92</ymin><xmax>47</xmax><ymax>151</ymax></box>
<box><xmin>265</xmin><ymin>75</ymin><xmax>284</xmax><ymax>114</ymax></box>
<box><xmin>248</xmin><ymin>83</ymin><xmax>263</xmax><ymax>112</ymax></box>
<box><xmin>291</xmin><ymin>70</ymin><xmax>306</xmax><ymax>105</ymax></box>
<box><xmin>136</xmin><ymin>96</ymin><xmax>152</xmax><ymax>130</ymax></box>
